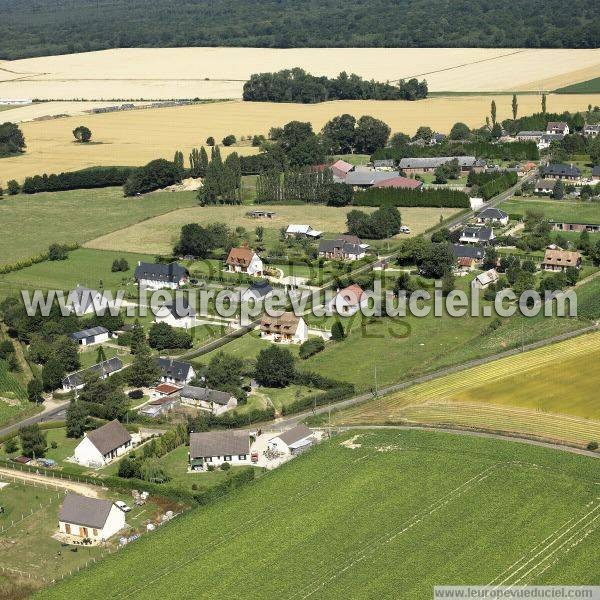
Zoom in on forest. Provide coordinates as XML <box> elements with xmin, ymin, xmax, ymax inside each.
<box><xmin>0</xmin><ymin>0</ymin><xmax>598</xmax><ymax>59</ymax></box>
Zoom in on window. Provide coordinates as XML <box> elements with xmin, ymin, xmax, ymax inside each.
<box><xmin>205</xmin><ymin>456</ymin><xmax>212</xmax><ymax>463</ymax></box>
<box><xmin>224</xmin><ymin>455</ymin><xmax>232</xmax><ymax>461</ymax></box>
<box><xmin>239</xmin><ymin>454</ymin><xmax>247</xmax><ymax>460</ymax></box>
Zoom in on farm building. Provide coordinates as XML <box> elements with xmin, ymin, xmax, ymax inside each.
<box><xmin>154</xmin><ymin>297</ymin><xmax>197</xmax><ymax>329</ymax></box>
<box><xmin>267</xmin><ymin>424</ymin><xmax>316</xmax><ymax>456</ymax></box>
<box><xmin>319</xmin><ymin>235</ymin><xmax>369</xmax><ymax>261</ymax></box>
<box><xmin>189</xmin><ymin>431</ymin><xmax>250</xmax><ymax>471</ymax></box>
<box><xmin>373</xmin><ymin>159</ymin><xmax>395</xmax><ymax>170</ymax></box>
<box><xmin>542</xmin><ymin>164</ymin><xmax>581</xmax><ymax>180</ymax></box>
<box><xmin>260</xmin><ymin>312</ymin><xmax>308</xmax><ymax>344</ymax></box>
<box><xmin>66</xmin><ymin>285</ymin><xmax>117</xmax><ymax>316</ymax></box>
<box><xmin>472</xmin><ymin>269</ymin><xmax>499</xmax><ymax>289</ymax></box>
<box><xmin>457</xmin><ymin>256</ymin><xmax>477</xmax><ymax>272</ymax></box>
<box><xmin>156</xmin><ymin>357</ymin><xmax>196</xmax><ymax>385</ymax></box>
<box><xmin>68</xmin><ymin>326</ymin><xmax>110</xmax><ymax>347</ymax></box>
<box><xmin>151</xmin><ymin>382</ymin><xmax>181</xmax><ymax>399</ymax></box>
<box><xmin>134</xmin><ymin>261</ymin><xmax>188</xmax><ymax>289</ymax></box>
<box><xmin>541</xmin><ymin>249</ymin><xmax>582</xmax><ymax>272</ymax></box>
<box><xmin>328</xmin><ymin>284</ymin><xmax>369</xmax><ymax>316</ymax></box>
<box><xmin>330</xmin><ymin>159</ymin><xmax>354</xmax><ymax>179</ymax></box>
<box><xmin>245</xmin><ymin>210</ymin><xmax>275</xmax><ymax>218</ymax></box>
<box><xmin>62</xmin><ymin>357</ymin><xmax>123</xmax><ymax>391</ymax></box>
<box><xmin>459</xmin><ymin>226</ymin><xmax>494</xmax><ymax>245</ymax></box>
<box><xmin>515</xmin><ymin>131</ymin><xmax>544</xmax><ymax>141</ymax></box>
<box><xmin>285</xmin><ymin>224</ymin><xmax>323</xmax><ymax>239</ymax></box>
<box><xmin>372</xmin><ymin>176</ymin><xmax>423</xmax><ymax>190</ymax></box>
<box><xmin>225</xmin><ymin>246</ymin><xmax>263</xmax><ymax>277</ymax></box>
<box><xmin>180</xmin><ymin>385</ymin><xmax>237</xmax><ymax>415</ymax></box>
<box><xmin>138</xmin><ymin>396</ymin><xmax>180</xmax><ymax>418</ymax></box>
<box><xmin>238</xmin><ymin>281</ymin><xmax>274</xmax><ymax>303</ymax></box>
<box><xmin>476</xmin><ymin>208</ymin><xmax>508</xmax><ymax>226</ymax></box>
<box><xmin>398</xmin><ymin>156</ymin><xmax>485</xmax><ymax>175</ymax></box>
<box><xmin>73</xmin><ymin>420</ymin><xmax>132</xmax><ymax>468</ymax></box>
<box><xmin>58</xmin><ymin>494</ymin><xmax>125</xmax><ymax>542</ymax></box>
<box><xmin>341</xmin><ymin>169</ymin><xmax>401</xmax><ymax>188</ymax></box>
<box><xmin>550</xmin><ymin>221</ymin><xmax>600</xmax><ymax>233</ymax></box>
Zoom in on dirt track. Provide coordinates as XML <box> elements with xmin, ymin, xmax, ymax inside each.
<box><xmin>0</xmin><ymin>467</ymin><xmax>103</xmax><ymax>497</ymax></box>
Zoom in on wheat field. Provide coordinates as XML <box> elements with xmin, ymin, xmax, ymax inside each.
<box><xmin>1</xmin><ymin>47</ymin><xmax>599</xmax><ymax>100</ymax></box>
<box><xmin>1</xmin><ymin>93</ymin><xmax>598</xmax><ymax>182</ymax></box>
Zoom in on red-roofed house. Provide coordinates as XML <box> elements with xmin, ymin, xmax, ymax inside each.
<box><xmin>373</xmin><ymin>176</ymin><xmax>423</xmax><ymax>190</ymax></box>
<box><xmin>327</xmin><ymin>284</ymin><xmax>369</xmax><ymax>316</ymax></box>
<box><xmin>331</xmin><ymin>159</ymin><xmax>355</xmax><ymax>179</ymax></box>
<box><xmin>225</xmin><ymin>246</ymin><xmax>263</xmax><ymax>276</ymax></box>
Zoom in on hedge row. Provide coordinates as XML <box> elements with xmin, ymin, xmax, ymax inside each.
<box><xmin>354</xmin><ymin>187</ymin><xmax>470</xmax><ymax>208</ymax></box>
<box><xmin>21</xmin><ymin>166</ymin><xmax>136</xmax><ymax>194</ymax></box>
<box><xmin>480</xmin><ymin>172</ymin><xmax>518</xmax><ymax>200</ymax></box>
<box><xmin>0</xmin><ymin>243</ymin><xmax>80</xmax><ymax>275</ymax></box>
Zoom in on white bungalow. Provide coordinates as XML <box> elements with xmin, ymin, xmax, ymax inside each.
<box><xmin>267</xmin><ymin>424</ymin><xmax>316</xmax><ymax>456</ymax></box>
<box><xmin>58</xmin><ymin>494</ymin><xmax>126</xmax><ymax>542</ymax></box>
<box><xmin>189</xmin><ymin>431</ymin><xmax>250</xmax><ymax>471</ymax></box>
<box><xmin>68</xmin><ymin>326</ymin><xmax>110</xmax><ymax>347</ymax></box>
<box><xmin>73</xmin><ymin>420</ymin><xmax>132</xmax><ymax>468</ymax></box>
<box><xmin>180</xmin><ymin>385</ymin><xmax>237</xmax><ymax>415</ymax></box>
<box><xmin>259</xmin><ymin>312</ymin><xmax>308</xmax><ymax>344</ymax></box>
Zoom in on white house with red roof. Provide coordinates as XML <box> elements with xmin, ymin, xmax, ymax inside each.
<box><xmin>327</xmin><ymin>284</ymin><xmax>369</xmax><ymax>316</ymax></box>
<box><xmin>225</xmin><ymin>246</ymin><xmax>263</xmax><ymax>276</ymax></box>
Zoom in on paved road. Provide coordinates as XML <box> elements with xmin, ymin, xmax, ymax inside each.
<box><xmin>0</xmin><ymin>401</ymin><xmax>68</xmax><ymax>438</ymax></box>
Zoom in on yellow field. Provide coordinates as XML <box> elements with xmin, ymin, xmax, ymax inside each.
<box><xmin>1</xmin><ymin>47</ymin><xmax>599</xmax><ymax>100</ymax></box>
<box><xmin>334</xmin><ymin>331</ymin><xmax>600</xmax><ymax>446</ymax></box>
<box><xmin>84</xmin><ymin>204</ymin><xmax>460</xmax><ymax>254</ymax></box>
<box><xmin>1</xmin><ymin>93</ymin><xmax>598</xmax><ymax>182</ymax></box>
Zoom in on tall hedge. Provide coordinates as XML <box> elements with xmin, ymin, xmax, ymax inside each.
<box><xmin>21</xmin><ymin>166</ymin><xmax>135</xmax><ymax>194</ymax></box>
<box><xmin>354</xmin><ymin>187</ymin><xmax>470</xmax><ymax>208</ymax></box>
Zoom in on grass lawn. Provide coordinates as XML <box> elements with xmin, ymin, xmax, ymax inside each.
<box><xmin>260</xmin><ymin>384</ymin><xmax>316</xmax><ymax>412</ymax></box>
<box><xmin>500</xmin><ymin>197</ymin><xmax>600</xmax><ymax>223</ymax></box>
<box><xmin>1</xmin><ymin>248</ymin><xmax>154</xmax><ymax>293</ymax></box>
<box><xmin>0</xmin><ymin>187</ymin><xmax>197</xmax><ymax>267</ymax></box>
<box><xmin>78</xmin><ymin>344</ymin><xmax>132</xmax><ymax>369</ymax></box>
<box><xmin>42</xmin><ymin>429</ymin><xmax>600</xmax><ymax>599</ymax></box>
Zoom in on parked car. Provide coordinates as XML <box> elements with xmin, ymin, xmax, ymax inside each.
<box><xmin>400</xmin><ymin>225</ymin><xmax>411</xmax><ymax>234</ymax></box>
<box><xmin>115</xmin><ymin>500</ymin><xmax>132</xmax><ymax>512</ymax></box>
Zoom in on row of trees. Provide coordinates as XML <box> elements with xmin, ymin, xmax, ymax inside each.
<box><xmin>243</xmin><ymin>68</ymin><xmax>427</xmax><ymax>103</ymax></box>
<box><xmin>355</xmin><ymin>187</ymin><xmax>470</xmax><ymax>208</ymax></box>
<box><xmin>20</xmin><ymin>166</ymin><xmax>135</xmax><ymax>194</ymax></box>
<box><xmin>198</xmin><ymin>147</ymin><xmax>243</xmax><ymax>205</ymax></box>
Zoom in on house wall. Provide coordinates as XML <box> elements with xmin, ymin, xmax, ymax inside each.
<box><xmin>59</xmin><ymin>505</ymin><xmax>125</xmax><ymax>541</ymax></box>
<box><xmin>73</xmin><ymin>436</ymin><xmax>105</xmax><ymax>467</ymax></box>
<box><xmin>160</xmin><ymin>366</ymin><xmax>196</xmax><ymax>385</ymax></box>
<box><xmin>190</xmin><ymin>452</ymin><xmax>250</xmax><ymax>470</ymax></box>
<box><xmin>294</xmin><ymin>319</ymin><xmax>309</xmax><ymax>343</ymax></box>
<box><xmin>138</xmin><ymin>278</ymin><xmax>182</xmax><ymax>290</ymax></box>
<box><xmin>155</xmin><ymin>312</ymin><xmax>196</xmax><ymax>329</ymax></box>
<box><xmin>78</xmin><ymin>332</ymin><xmax>110</xmax><ymax>346</ymax></box>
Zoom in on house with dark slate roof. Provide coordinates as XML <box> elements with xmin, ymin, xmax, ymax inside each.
<box><xmin>451</xmin><ymin>244</ymin><xmax>486</xmax><ymax>264</ymax></box>
<box><xmin>134</xmin><ymin>261</ymin><xmax>188</xmax><ymax>289</ymax></box>
<box><xmin>62</xmin><ymin>357</ymin><xmax>124</xmax><ymax>391</ymax></box>
<box><xmin>156</xmin><ymin>357</ymin><xmax>196</xmax><ymax>385</ymax></box>
<box><xmin>398</xmin><ymin>156</ymin><xmax>485</xmax><ymax>175</ymax></box>
<box><xmin>476</xmin><ymin>208</ymin><xmax>509</xmax><ymax>226</ymax></box>
<box><xmin>154</xmin><ymin>297</ymin><xmax>197</xmax><ymax>329</ymax></box>
<box><xmin>73</xmin><ymin>420</ymin><xmax>132</xmax><ymax>467</ymax></box>
<box><xmin>68</xmin><ymin>326</ymin><xmax>110</xmax><ymax>347</ymax></box>
<box><xmin>58</xmin><ymin>493</ymin><xmax>125</xmax><ymax>541</ymax></box>
<box><xmin>542</xmin><ymin>164</ymin><xmax>581</xmax><ymax>180</ymax></box>
<box><xmin>189</xmin><ymin>430</ymin><xmax>250</xmax><ymax>470</ymax></box>
<box><xmin>319</xmin><ymin>236</ymin><xmax>369</xmax><ymax>261</ymax></box>
<box><xmin>180</xmin><ymin>385</ymin><xmax>237</xmax><ymax>415</ymax></box>
<box><xmin>459</xmin><ymin>226</ymin><xmax>495</xmax><ymax>245</ymax></box>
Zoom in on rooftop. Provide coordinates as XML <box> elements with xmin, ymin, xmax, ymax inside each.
<box><xmin>85</xmin><ymin>420</ymin><xmax>131</xmax><ymax>456</ymax></box>
<box><xmin>59</xmin><ymin>494</ymin><xmax>115</xmax><ymax>529</ymax></box>
<box><xmin>190</xmin><ymin>430</ymin><xmax>249</xmax><ymax>459</ymax></box>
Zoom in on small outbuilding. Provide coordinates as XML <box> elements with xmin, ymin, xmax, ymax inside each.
<box><xmin>268</xmin><ymin>425</ymin><xmax>315</xmax><ymax>456</ymax></box>
<box><xmin>68</xmin><ymin>326</ymin><xmax>110</xmax><ymax>347</ymax></box>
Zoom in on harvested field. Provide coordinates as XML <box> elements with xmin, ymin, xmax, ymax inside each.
<box><xmin>1</xmin><ymin>48</ymin><xmax>599</xmax><ymax>100</ymax></box>
<box><xmin>2</xmin><ymin>94</ymin><xmax>598</xmax><ymax>182</ymax></box>
<box><xmin>334</xmin><ymin>331</ymin><xmax>600</xmax><ymax>446</ymax></box>
<box><xmin>84</xmin><ymin>204</ymin><xmax>461</xmax><ymax>254</ymax></box>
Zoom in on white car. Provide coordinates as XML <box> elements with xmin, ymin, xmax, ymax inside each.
<box><xmin>399</xmin><ymin>225</ymin><xmax>411</xmax><ymax>234</ymax></box>
<box><xmin>115</xmin><ymin>500</ymin><xmax>132</xmax><ymax>513</ymax></box>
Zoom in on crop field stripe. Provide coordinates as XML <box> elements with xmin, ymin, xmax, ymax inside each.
<box><xmin>290</xmin><ymin>463</ymin><xmax>501</xmax><ymax>599</ymax></box>
<box><xmin>116</xmin><ymin>452</ymin><xmax>378</xmax><ymax>599</ymax></box>
<box><xmin>492</xmin><ymin>502</ymin><xmax>600</xmax><ymax>588</ymax></box>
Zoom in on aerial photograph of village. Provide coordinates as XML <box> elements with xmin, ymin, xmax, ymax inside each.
<box><xmin>0</xmin><ymin>1</ymin><xmax>599</xmax><ymax>598</ymax></box>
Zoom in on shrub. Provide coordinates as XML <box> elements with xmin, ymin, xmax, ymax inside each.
<box><xmin>299</xmin><ymin>337</ymin><xmax>325</xmax><ymax>359</ymax></box>
<box><xmin>587</xmin><ymin>441</ymin><xmax>599</xmax><ymax>451</ymax></box>
<box><xmin>221</xmin><ymin>461</ymin><xmax>231</xmax><ymax>471</ymax></box>
<box><xmin>6</xmin><ymin>179</ymin><xmax>19</xmax><ymax>195</ymax></box>
<box><xmin>207</xmin><ymin>464</ymin><xmax>215</xmax><ymax>472</ymax></box>
<box><xmin>4</xmin><ymin>438</ymin><xmax>17</xmax><ymax>453</ymax></box>
<box><xmin>222</xmin><ymin>134</ymin><xmax>236</xmax><ymax>146</ymax></box>
<box><xmin>128</xmin><ymin>389</ymin><xmax>144</xmax><ymax>400</ymax></box>
<box><xmin>331</xmin><ymin>321</ymin><xmax>345</xmax><ymax>341</ymax></box>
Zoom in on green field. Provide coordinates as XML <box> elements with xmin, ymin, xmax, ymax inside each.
<box><xmin>500</xmin><ymin>198</ymin><xmax>600</xmax><ymax>223</ymax></box>
<box><xmin>40</xmin><ymin>429</ymin><xmax>600</xmax><ymax>599</ymax></box>
<box><xmin>555</xmin><ymin>77</ymin><xmax>600</xmax><ymax>94</ymax></box>
<box><xmin>0</xmin><ymin>187</ymin><xmax>197</xmax><ymax>267</ymax></box>
<box><xmin>1</xmin><ymin>248</ymin><xmax>152</xmax><ymax>293</ymax></box>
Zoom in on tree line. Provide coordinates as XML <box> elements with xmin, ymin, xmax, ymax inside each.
<box><xmin>1</xmin><ymin>0</ymin><xmax>597</xmax><ymax>60</ymax></box>
<box><xmin>355</xmin><ymin>187</ymin><xmax>470</xmax><ymax>208</ymax></box>
<box><xmin>243</xmin><ymin>68</ymin><xmax>427</xmax><ymax>103</ymax></box>
<box><xmin>20</xmin><ymin>166</ymin><xmax>135</xmax><ymax>194</ymax></box>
